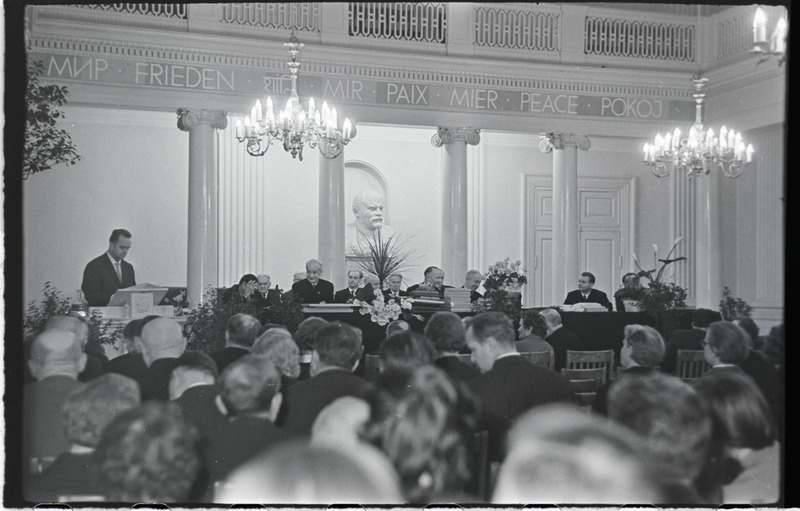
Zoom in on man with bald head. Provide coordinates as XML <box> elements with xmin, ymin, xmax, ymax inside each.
<box><xmin>136</xmin><ymin>316</ymin><xmax>186</xmax><ymax>401</ymax></box>
<box><xmin>43</xmin><ymin>314</ymin><xmax>107</xmax><ymax>381</ymax></box>
<box><xmin>539</xmin><ymin>308</ymin><xmax>587</xmax><ymax>372</ymax></box>
<box><xmin>24</xmin><ymin>329</ymin><xmax>87</xmax><ymax>471</ymax></box>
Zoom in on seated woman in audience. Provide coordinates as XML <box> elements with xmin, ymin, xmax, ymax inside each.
<box><xmin>216</xmin><ymin>439</ymin><xmax>403</xmax><ymax>504</ymax></box>
<box><xmin>25</xmin><ymin>374</ymin><xmax>141</xmax><ymax>502</ymax></box>
<box><xmin>251</xmin><ymin>327</ymin><xmax>301</xmax><ymax>388</ymax></box>
<box><xmin>692</xmin><ymin>371</ymin><xmax>781</xmax><ymax>505</ymax></box>
<box><xmin>362</xmin><ymin>366</ymin><xmax>480</xmax><ymax>503</ymax></box>
<box><xmin>493</xmin><ymin>403</ymin><xmax>664</xmax><ymax>504</ymax></box>
<box><xmin>592</xmin><ymin>324</ymin><xmax>664</xmax><ymax>415</ymax></box>
<box><xmin>424</xmin><ymin>311</ymin><xmax>479</xmax><ymax>383</ymax></box>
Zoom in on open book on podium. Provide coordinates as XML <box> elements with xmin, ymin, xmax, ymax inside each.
<box><xmin>107</xmin><ymin>283</ymin><xmax>170</xmax><ymax>318</ymax></box>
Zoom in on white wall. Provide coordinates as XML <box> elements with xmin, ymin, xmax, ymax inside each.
<box><xmin>23</xmin><ymin>106</ymin><xmax>188</xmax><ymax>306</ymax></box>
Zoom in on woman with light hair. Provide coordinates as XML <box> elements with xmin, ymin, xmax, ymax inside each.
<box><xmin>592</xmin><ymin>324</ymin><xmax>665</xmax><ymax>415</ymax></box>
<box><xmin>251</xmin><ymin>327</ymin><xmax>300</xmax><ymax>387</ymax></box>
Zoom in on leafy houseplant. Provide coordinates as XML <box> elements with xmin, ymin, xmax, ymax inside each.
<box><xmin>719</xmin><ymin>286</ymin><xmax>752</xmax><ymax>321</ymax></box>
<box><xmin>24</xmin><ymin>61</ymin><xmax>81</xmax><ymax>179</ymax></box>
<box><xmin>631</xmin><ymin>238</ymin><xmax>688</xmax><ymax>312</ymax></box>
<box><xmin>350</xmin><ymin>230</ymin><xmax>418</xmax><ymax>288</ymax></box>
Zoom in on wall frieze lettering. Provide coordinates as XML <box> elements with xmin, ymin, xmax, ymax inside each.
<box><xmin>177</xmin><ymin>108</ymin><xmax>228</xmax><ymax>131</ymax></box>
<box><xmin>431</xmin><ymin>127</ymin><xmax>481</xmax><ymax>147</ymax></box>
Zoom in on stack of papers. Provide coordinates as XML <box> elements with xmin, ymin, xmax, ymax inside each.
<box><xmin>445</xmin><ymin>288</ymin><xmax>472</xmax><ymax>312</ymax></box>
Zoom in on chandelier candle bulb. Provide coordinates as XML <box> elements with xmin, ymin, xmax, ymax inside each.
<box><xmin>774</xmin><ymin>18</ymin><xmax>787</xmax><ymax>54</ymax></box>
<box><xmin>235</xmin><ymin>120</ymin><xmax>243</xmax><ymax>139</ymax></box>
<box><xmin>308</xmin><ymin>98</ymin><xmax>315</xmax><ymax>119</ymax></box>
<box><xmin>754</xmin><ymin>8</ymin><xmax>768</xmax><ymax>43</ymax></box>
<box><xmin>343</xmin><ymin>119</ymin><xmax>352</xmax><ymax>140</ymax></box>
<box><xmin>746</xmin><ymin>144</ymin><xmax>754</xmax><ymax>163</ymax></box>
<box><xmin>331</xmin><ymin>108</ymin><xmax>338</xmax><ymax>131</ymax></box>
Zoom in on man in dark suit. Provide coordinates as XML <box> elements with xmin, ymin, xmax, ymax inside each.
<box><xmin>277</xmin><ymin>322</ymin><xmax>372</xmax><ymax>435</ymax></box>
<box><xmin>334</xmin><ymin>270</ymin><xmax>364</xmax><ymax>303</ymax></box>
<box><xmin>254</xmin><ymin>274</ymin><xmax>282</xmax><ymax>307</ymax></box>
<box><xmin>136</xmin><ymin>317</ymin><xmax>186</xmax><ymax>401</ymax></box>
<box><xmin>462</xmin><ymin>269</ymin><xmax>484</xmax><ymax>302</ymax></box>
<box><xmin>81</xmin><ymin>228</ymin><xmax>136</xmax><ymax>306</ymax></box>
<box><xmin>406</xmin><ymin>266</ymin><xmax>452</xmax><ymax>297</ymax></box>
<box><xmin>563</xmin><ymin>272</ymin><xmax>612</xmax><ymax>311</ymax></box>
<box><xmin>172</xmin><ymin>352</ymin><xmax>227</xmax><ymax>441</ymax></box>
<box><xmin>466</xmin><ymin>312</ymin><xmax>577</xmax><ymax>461</ymax></box>
<box><xmin>660</xmin><ymin>308</ymin><xmax>717</xmax><ymax>374</ymax></box>
<box><xmin>291</xmin><ymin>259</ymin><xmax>334</xmax><ymax>304</ymax></box>
<box><xmin>210</xmin><ymin>313</ymin><xmax>261</xmax><ymax>373</ymax></box>
<box><xmin>539</xmin><ymin>308</ymin><xmax>588</xmax><ymax>372</ymax></box>
<box><xmin>425</xmin><ymin>311</ymin><xmax>479</xmax><ymax>384</ymax></box>
<box><xmin>382</xmin><ymin>273</ymin><xmax>408</xmax><ymax>303</ymax></box>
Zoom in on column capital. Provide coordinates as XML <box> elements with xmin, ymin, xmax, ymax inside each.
<box><xmin>538</xmin><ymin>132</ymin><xmax>591</xmax><ymax>153</ymax></box>
<box><xmin>177</xmin><ymin>108</ymin><xmax>228</xmax><ymax>131</ymax></box>
<box><xmin>431</xmin><ymin>127</ymin><xmax>481</xmax><ymax>147</ymax></box>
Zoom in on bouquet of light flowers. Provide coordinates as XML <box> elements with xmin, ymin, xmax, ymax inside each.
<box><xmin>354</xmin><ymin>294</ymin><xmax>413</xmax><ymax>326</ymax></box>
<box><xmin>483</xmin><ymin>257</ymin><xmax>528</xmax><ymax>291</ymax></box>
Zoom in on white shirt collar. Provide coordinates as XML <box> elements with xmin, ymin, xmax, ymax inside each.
<box><xmin>107</xmin><ymin>252</ymin><xmax>121</xmax><ymax>265</ymax></box>
<box><xmin>496</xmin><ymin>351</ymin><xmax>521</xmax><ymax>361</ymax></box>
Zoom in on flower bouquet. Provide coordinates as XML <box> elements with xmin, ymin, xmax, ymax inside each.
<box><xmin>631</xmin><ymin>237</ymin><xmax>688</xmax><ymax>312</ymax></box>
<box><xmin>354</xmin><ymin>294</ymin><xmax>413</xmax><ymax>326</ymax></box>
<box><xmin>483</xmin><ymin>257</ymin><xmax>528</xmax><ymax>292</ymax></box>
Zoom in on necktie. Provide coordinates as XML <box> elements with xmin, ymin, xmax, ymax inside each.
<box><xmin>115</xmin><ymin>262</ymin><xmax>122</xmax><ymax>282</ymax></box>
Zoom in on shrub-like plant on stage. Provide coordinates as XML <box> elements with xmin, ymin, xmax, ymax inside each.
<box><xmin>719</xmin><ymin>286</ymin><xmax>752</xmax><ymax>321</ymax></box>
<box><xmin>24</xmin><ymin>61</ymin><xmax>81</xmax><ymax>179</ymax></box>
<box><xmin>631</xmin><ymin>238</ymin><xmax>688</xmax><ymax>312</ymax></box>
<box><xmin>350</xmin><ymin>230</ymin><xmax>418</xmax><ymax>288</ymax></box>
<box><xmin>24</xmin><ymin>282</ymin><xmax>116</xmax><ymax>346</ymax></box>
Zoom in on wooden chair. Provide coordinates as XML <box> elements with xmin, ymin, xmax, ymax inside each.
<box><xmin>560</xmin><ymin>367</ymin><xmax>605</xmax><ymax>386</ymax></box>
<box><xmin>365</xmin><ymin>353</ymin><xmax>381</xmax><ymax>371</ymax></box>
<box><xmin>676</xmin><ymin>349</ymin><xmax>710</xmax><ymax>380</ymax></box>
<box><xmin>565</xmin><ymin>350</ymin><xmax>615</xmax><ymax>384</ymax></box>
<box><xmin>519</xmin><ymin>350</ymin><xmax>552</xmax><ymax>369</ymax></box>
<box><xmin>566</xmin><ymin>377</ymin><xmax>602</xmax><ymax>408</ymax></box>
<box><xmin>471</xmin><ymin>430</ymin><xmax>490</xmax><ymax>501</ymax></box>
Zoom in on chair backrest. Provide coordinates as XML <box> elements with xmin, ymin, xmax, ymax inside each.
<box><xmin>565</xmin><ymin>350</ymin><xmax>614</xmax><ymax>384</ymax></box>
<box><xmin>561</xmin><ymin>373</ymin><xmax>604</xmax><ymax>410</ymax></box>
<box><xmin>518</xmin><ymin>351</ymin><xmax>552</xmax><ymax>369</ymax></box>
<box><xmin>472</xmin><ymin>430</ymin><xmax>490</xmax><ymax>501</ymax></box>
<box><xmin>365</xmin><ymin>353</ymin><xmax>381</xmax><ymax>371</ymax></box>
<box><xmin>560</xmin><ymin>367</ymin><xmax>605</xmax><ymax>385</ymax></box>
<box><xmin>676</xmin><ymin>349</ymin><xmax>710</xmax><ymax>380</ymax></box>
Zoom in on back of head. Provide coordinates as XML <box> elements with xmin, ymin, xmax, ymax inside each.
<box><xmin>313</xmin><ymin>322</ymin><xmax>363</xmax><ymax>370</ymax></box>
<box><xmin>495</xmin><ymin>403</ymin><xmax>663</xmax><ymax>504</ymax></box>
<box><xmin>691</xmin><ymin>308</ymin><xmax>718</xmax><ymax>329</ymax></box>
<box><xmin>63</xmin><ymin>374</ymin><xmax>141</xmax><ymax>448</ymax></box>
<box><xmin>29</xmin><ymin>329</ymin><xmax>85</xmax><ymax>378</ymax></box>
<box><xmin>705</xmin><ymin>321</ymin><xmax>750</xmax><ymax>364</ymax></box>
<box><xmin>761</xmin><ymin>323</ymin><xmax>784</xmax><ymax>367</ymax></box>
<box><xmin>219</xmin><ymin>355</ymin><xmax>281</xmax><ymax>416</ymax></box>
<box><xmin>623</xmin><ymin>324</ymin><xmax>665</xmax><ymax>368</ymax></box>
<box><xmin>45</xmin><ymin>315</ymin><xmax>89</xmax><ymax>347</ymax></box>
<box><xmin>424</xmin><ymin>311</ymin><xmax>466</xmax><ymax>353</ymax></box>
<box><xmin>294</xmin><ymin>316</ymin><xmax>328</xmax><ymax>352</ymax></box>
<box><xmin>467</xmin><ymin>311</ymin><xmax>515</xmax><ymax>348</ymax></box>
<box><xmin>608</xmin><ymin>372</ymin><xmax>711</xmax><ymax>482</ymax></box>
<box><xmin>520</xmin><ymin>310</ymin><xmax>548</xmax><ymax>338</ymax></box>
<box><xmin>169</xmin><ymin>350</ymin><xmax>218</xmax><ymax>399</ymax></box>
<box><xmin>258</xmin><ymin>323</ymin><xmax>286</xmax><ymax>336</ymax></box>
<box><xmin>732</xmin><ymin>316</ymin><xmax>759</xmax><ymax>348</ymax></box>
<box><xmin>379</xmin><ymin>331</ymin><xmax>435</xmax><ymax>372</ymax></box>
<box><xmin>226</xmin><ymin>313</ymin><xmax>262</xmax><ymax>349</ymax></box>
<box><xmin>311</xmin><ymin>396</ymin><xmax>371</xmax><ymax>449</ymax></box>
<box><xmin>94</xmin><ymin>401</ymin><xmax>202</xmax><ymax>502</ymax></box>
<box><xmin>217</xmin><ymin>440</ymin><xmax>402</xmax><ymax>504</ymax></box>
<box><xmin>386</xmin><ymin>319</ymin><xmax>410</xmax><ymax>337</ymax></box>
<box><xmin>692</xmin><ymin>371</ymin><xmax>777</xmax><ymax>450</ymax></box>
<box><xmin>251</xmin><ymin>328</ymin><xmax>300</xmax><ymax>379</ymax></box>
<box><xmin>538</xmin><ymin>308</ymin><xmax>562</xmax><ymax>329</ymax></box>
<box><xmin>140</xmin><ymin>317</ymin><xmax>185</xmax><ymax>363</ymax></box>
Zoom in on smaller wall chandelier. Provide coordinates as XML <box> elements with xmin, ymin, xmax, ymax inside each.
<box><xmin>235</xmin><ymin>33</ymin><xmax>356</xmax><ymax>160</ymax></box>
<box><xmin>752</xmin><ymin>6</ymin><xmax>788</xmax><ymax>66</ymax></box>
<box><xmin>642</xmin><ymin>76</ymin><xmax>754</xmax><ymax>180</ymax></box>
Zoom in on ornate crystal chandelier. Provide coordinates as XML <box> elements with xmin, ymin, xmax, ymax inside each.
<box><xmin>642</xmin><ymin>76</ymin><xmax>754</xmax><ymax>180</ymax></box>
<box><xmin>752</xmin><ymin>6</ymin><xmax>788</xmax><ymax>66</ymax></box>
<box><xmin>235</xmin><ymin>33</ymin><xmax>356</xmax><ymax>160</ymax></box>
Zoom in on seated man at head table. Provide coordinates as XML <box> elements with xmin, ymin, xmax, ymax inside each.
<box><xmin>462</xmin><ymin>269</ymin><xmax>485</xmax><ymax>302</ymax></box>
<box><xmin>81</xmin><ymin>228</ymin><xmax>136</xmax><ymax>306</ymax></box>
<box><xmin>334</xmin><ymin>270</ymin><xmax>365</xmax><ymax>304</ymax></box>
<box><xmin>614</xmin><ymin>272</ymin><xmax>645</xmax><ymax>312</ymax></box>
<box><xmin>406</xmin><ymin>266</ymin><xmax>452</xmax><ymax>297</ymax></box>
<box><xmin>291</xmin><ymin>259</ymin><xmax>335</xmax><ymax>304</ymax></box>
<box><xmin>254</xmin><ymin>273</ymin><xmax>282</xmax><ymax>307</ymax></box>
<box><xmin>382</xmin><ymin>273</ymin><xmax>407</xmax><ymax>303</ymax></box>
<box><xmin>563</xmin><ymin>271</ymin><xmax>613</xmax><ymax>312</ymax></box>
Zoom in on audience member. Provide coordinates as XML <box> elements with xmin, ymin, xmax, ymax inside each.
<box><xmin>290</xmin><ymin>259</ymin><xmax>334</xmax><ymax>304</ymax></box>
<box><xmin>592</xmin><ymin>324</ymin><xmax>664</xmax><ymax>415</ymax></box>
<box><xmin>257</xmin><ymin>322</ymin><xmax>285</xmax><ymax>335</ymax></box>
<box><xmin>466</xmin><ymin>312</ymin><xmax>576</xmax><ymax>461</ymax></box>
<box><xmin>732</xmin><ymin>316</ymin><xmax>760</xmax><ymax>349</ymax></box>
<box><xmin>278</xmin><ymin>322</ymin><xmax>372</xmax><ymax>434</ymax></box>
<box><xmin>539</xmin><ymin>308</ymin><xmax>587</xmax><ymax>371</ymax></box>
<box><xmin>660</xmin><ymin>307</ymin><xmax>717</xmax><ymax>374</ymax></box>
<box><xmin>378</xmin><ymin>331</ymin><xmax>435</xmax><ymax>373</ymax></box>
<box><xmin>493</xmin><ymin>403</ymin><xmax>664</xmax><ymax>504</ymax></box>
<box><xmin>462</xmin><ymin>269</ymin><xmax>484</xmax><ymax>302</ymax></box>
<box><xmin>103</xmin><ymin>317</ymin><xmax>152</xmax><ymax>382</ymax></box>
<box><xmin>24</xmin><ymin>329</ymin><xmax>87</xmax><ymax>472</ymax></box>
<box><xmin>692</xmin><ymin>371</ymin><xmax>781</xmax><ymax>505</ymax></box>
<box><xmin>293</xmin><ymin>316</ymin><xmax>328</xmax><ymax>380</ymax></box>
<box><xmin>251</xmin><ymin>327</ymin><xmax>301</xmax><ymax>388</ymax></box>
<box><xmin>169</xmin><ymin>350</ymin><xmax>218</xmax><ymax>400</ymax></box>
<box><xmin>515</xmin><ymin>310</ymin><xmax>554</xmax><ymax>367</ymax></box>
<box><xmin>334</xmin><ymin>270</ymin><xmax>365</xmax><ymax>303</ymax></box>
<box><xmin>363</xmin><ymin>366</ymin><xmax>480</xmax><ymax>502</ymax></box>
<box><xmin>93</xmin><ymin>402</ymin><xmax>203</xmax><ymax>502</ymax></box>
<box><xmin>216</xmin><ymin>440</ymin><xmax>403</xmax><ymax>504</ymax></box>
<box><xmin>608</xmin><ymin>372</ymin><xmax>712</xmax><ymax>503</ymax></box>
<box><xmin>563</xmin><ymin>271</ymin><xmax>612</xmax><ymax>311</ymax></box>
<box><xmin>385</xmin><ymin>319</ymin><xmax>410</xmax><ymax>337</ymax></box>
<box><xmin>171</xmin><ymin>351</ymin><xmax>227</xmax><ymax>440</ymax></box>
<box><xmin>425</xmin><ymin>311</ymin><xmax>479</xmax><ymax>383</ymax></box>
<box><xmin>311</xmin><ymin>396</ymin><xmax>371</xmax><ymax>450</ymax></box>
<box><xmin>760</xmin><ymin>323</ymin><xmax>784</xmax><ymax>369</ymax></box>
<box><xmin>136</xmin><ymin>317</ymin><xmax>186</xmax><ymax>401</ymax></box>
<box><xmin>383</xmin><ymin>273</ymin><xmax>407</xmax><ymax>303</ymax></box>
<box><xmin>25</xmin><ymin>374</ymin><xmax>141</xmax><ymax>502</ymax></box>
<box><xmin>44</xmin><ymin>314</ymin><xmax>106</xmax><ymax>382</ymax></box>
<box><xmin>210</xmin><ymin>313</ymin><xmax>261</xmax><ymax>373</ymax></box>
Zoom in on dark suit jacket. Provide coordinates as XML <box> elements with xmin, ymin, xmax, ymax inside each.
<box><xmin>660</xmin><ymin>328</ymin><xmax>706</xmax><ymax>374</ymax></box>
<box><xmin>334</xmin><ymin>287</ymin><xmax>360</xmax><ymax>304</ymax></box>
<box><xmin>277</xmin><ymin>368</ymin><xmax>372</xmax><ymax>435</ymax></box>
<box><xmin>739</xmin><ymin>349</ymin><xmax>783</xmax><ymax>427</ymax></box>
<box><xmin>174</xmin><ymin>384</ymin><xmax>229</xmax><ymax>438</ymax></box>
<box><xmin>24</xmin><ymin>452</ymin><xmax>102</xmax><ymax>502</ymax></box>
<box><xmin>291</xmin><ymin>278</ymin><xmax>335</xmax><ymax>304</ymax></box>
<box><xmin>210</xmin><ymin>346</ymin><xmax>249</xmax><ymax>374</ymax></box>
<box><xmin>254</xmin><ymin>288</ymin><xmax>282</xmax><ymax>307</ymax></box>
<box><xmin>563</xmin><ymin>288</ymin><xmax>612</xmax><ymax>311</ymax></box>
<box><xmin>382</xmin><ymin>289</ymin><xmax>408</xmax><ymax>305</ymax></box>
<box><xmin>435</xmin><ymin>356</ymin><xmax>480</xmax><ymax>384</ymax></box>
<box><xmin>545</xmin><ymin>327</ymin><xmax>588</xmax><ymax>372</ymax></box>
<box><xmin>104</xmin><ymin>351</ymin><xmax>148</xmax><ymax>382</ymax></box>
<box><xmin>469</xmin><ymin>355</ymin><xmax>577</xmax><ymax>461</ymax></box>
<box><xmin>81</xmin><ymin>253</ymin><xmax>136</xmax><ymax>306</ymax></box>
<box><xmin>138</xmin><ymin>357</ymin><xmax>180</xmax><ymax>401</ymax></box>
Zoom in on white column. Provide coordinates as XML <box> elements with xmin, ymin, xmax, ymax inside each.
<box><xmin>177</xmin><ymin>108</ymin><xmax>227</xmax><ymax>307</ymax></box>
<box><xmin>539</xmin><ymin>133</ymin><xmax>591</xmax><ymax>305</ymax></box>
<box><xmin>318</xmin><ymin>151</ymin><xmax>346</xmax><ymax>289</ymax></box>
<box><xmin>671</xmin><ymin>168</ymin><xmax>696</xmax><ymax>305</ymax></box>
<box><xmin>432</xmin><ymin>127</ymin><xmax>480</xmax><ymax>286</ymax></box>
<box><xmin>694</xmin><ymin>170</ymin><xmax>722</xmax><ymax>308</ymax></box>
